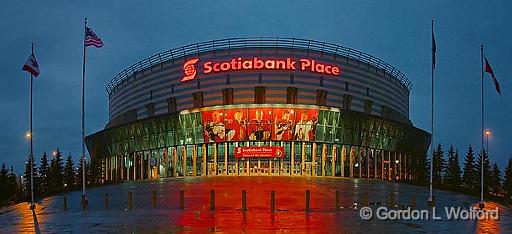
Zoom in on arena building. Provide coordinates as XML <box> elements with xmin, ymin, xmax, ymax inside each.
<box><xmin>85</xmin><ymin>37</ymin><xmax>430</xmax><ymax>182</ymax></box>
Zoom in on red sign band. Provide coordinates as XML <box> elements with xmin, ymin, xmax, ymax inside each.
<box><xmin>234</xmin><ymin>146</ymin><xmax>285</xmax><ymax>158</ymax></box>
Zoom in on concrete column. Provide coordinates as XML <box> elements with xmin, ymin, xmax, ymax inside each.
<box><xmin>163</xmin><ymin>149</ymin><xmax>168</xmax><ymax>178</ymax></box>
<box><xmin>349</xmin><ymin>146</ymin><xmax>355</xmax><ymax>178</ymax></box>
<box><xmin>257</xmin><ymin>159</ymin><xmax>261</xmax><ymax>175</ymax></box>
<box><xmin>322</xmin><ymin>144</ymin><xmax>327</xmax><ymax>177</ymax></box>
<box><xmin>104</xmin><ymin>157</ymin><xmax>108</xmax><ymax>182</ymax></box>
<box><xmin>246</xmin><ymin>159</ymin><xmax>250</xmax><ymax>175</ymax></box>
<box><xmin>140</xmin><ymin>152</ymin><xmax>144</xmax><ymax>179</ymax></box>
<box><xmin>373</xmin><ymin>150</ymin><xmax>377</xmax><ymax>179</ymax></box>
<box><xmin>358</xmin><ymin>148</ymin><xmax>363</xmax><ymax>178</ymax></box>
<box><xmin>341</xmin><ymin>145</ymin><xmax>346</xmax><ymax>177</ymax></box>
<box><xmin>202</xmin><ymin>144</ymin><xmax>207</xmax><ymax>176</ymax></box>
<box><xmin>224</xmin><ymin>142</ymin><xmax>228</xmax><ymax>176</ymax></box>
<box><xmin>291</xmin><ymin>142</ymin><xmax>295</xmax><ymax>176</ymax></box>
<box><xmin>114</xmin><ymin>156</ymin><xmax>117</xmax><ymax>182</ymax></box>
<box><xmin>182</xmin><ymin>146</ymin><xmax>187</xmax><ymax>177</ymax></box>
<box><xmin>301</xmin><ymin>143</ymin><xmax>306</xmax><ymax>176</ymax></box>
<box><xmin>366</xmin><ymin>149</ymin><xmax>370</xmax><ymax>179</ymax></box>
<box><xmin>126</xmin><ymin>154</ymin><xmax>132</xmax><ymax>181</ymax></box>
<box><xmin>404</xmin><ymin>153</ymin><xmax>408</xmax><ymax>180</ymax></box>
<box><xmin>280</xmin><ymin>142</ymin><xmax>284</xmax><ymax>175</ymax></box>
<box><xmin>235</xmin><ymin>142</ymin><xmax>239</xmax><ymax>175</ymax></box>
<box><xmin>388</xmin><ymin>151</ymin><xmax>392</xmax><ymax>181</ymax></box>
<box><xmin>269</xmin><ymin>159</ymin><xmax>272</xmax><ymax>175</ymax></box>
<box><xmin>213</xmin><ymin>143</ymin><xmax>217</xmax><ymax>176</ymax></box>
<box><xmin>312</xmin><ymin>143</ymin><xmax>316</xmax><ymax>177</ymax></box>
<box><xmin>381</xmin><ymin>150</ymin><xmax>385</xmax><ymax>180</ymax></box>
<box><xmin>331</xmin><ymin>145</ymin><xmax>336</xmax><ymax>177</ymax></box>
<box><xmin>192</xmin><ymin>145</ymin><xmax>197</xmax><ymax>176</ymax></box>
<box><xmin>399</xmin><ymin>152</ymin><xmax>402</xmax><ymax>180</ymax></box>
<box><xmin>134</xmin><ymin>153</ymin><xmax>137</xmax><ymax>180</ymax></box>
<box><xmin>172</xmin><ymin>147</ymin><xmax>177</xmax><ymax>177</ymax></box>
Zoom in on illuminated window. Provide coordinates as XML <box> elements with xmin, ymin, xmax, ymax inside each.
<box><xmin>364</xmin><ymin>100</ymin><xmax>373</xmax><ymax>114</ymax></box>
<box><xmin>223</xmin><ymin>88</ymin><xmax>234</xmax><ymax>105</ymax></box>
<box><xmin>343</xmin><ymin>94</ymin><xmax>352</xmax><ymax>110</ymax></box>
<box><xmin>168</xmin><ymin>97</ymin><xmax>177</xmax><ymax>113</ymax></box>
<box><xmin>316</xmin><ymin>90</ymin><xmax>327</xmax><ymax>106</ymax></box>
<box><xmin>255</xmin><ymin>86</ymin><xmax>265</xmax><ymax>104</ymax></box>
<box><xmin>287</xmin><ymin>87</ymin><xmax>298</xmax><ymax>104</ymax></box>
<box><xmin>146</xmin><ymin>103</ymin><xmax>155</xmax><ymax>117</ymax></box>
<box><xmin>193</xmin><ymin>92</ymin><xmax>203</xmax><ymax>108</ymax></box>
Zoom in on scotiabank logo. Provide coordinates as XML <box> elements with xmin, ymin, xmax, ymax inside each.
<box><xmin>181</xmin><ymin>58</ymin><xmax>199</xmax><ymax>82</ymax></box>
<box><xmin>181</xmin><ymin>57</ymin><xmax>341</xmax><ymax>82</ymax></box>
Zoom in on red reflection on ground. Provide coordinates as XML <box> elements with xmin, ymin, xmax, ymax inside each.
<box><xmin>172</xmin><ymin>177</ymin><xmax>344</xmax><ymax>232</ymax></box>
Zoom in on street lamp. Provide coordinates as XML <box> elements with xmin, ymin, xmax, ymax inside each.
<box><xmin>485</xmin><ymin>129</ymin><xmax>491</xmax><ymax>155</ymax></box>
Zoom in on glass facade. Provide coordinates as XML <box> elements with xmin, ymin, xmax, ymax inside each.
<box><xmin>87</xmin><ymin>104</ymin><xmax>430</xmax><ymax>182</ymax></box>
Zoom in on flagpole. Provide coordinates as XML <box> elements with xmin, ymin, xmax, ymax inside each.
<box><xmin>428</xmin><ymin>20</ymin><xmax>434</xmax><ymax>204</ymax></box>
<box><xmin>480</xmin><ymin>45</ymin><xmax>484</xmax><ymax>208</ymax></box>
<box><xmin>29</xmin><ymin>43</ymin><xmax>35</xmax><ymax>210</ymax></box>
<box><xmin>81</xmin><ymin>18</ymin><xmax>88</xmax><ymax>209</ymax></box>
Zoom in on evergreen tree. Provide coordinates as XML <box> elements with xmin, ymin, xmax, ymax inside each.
<box><xmin>432</xmin><ymin>144</ymin><xmax>445</xmax><ymax>187</ymax></box>
<box><xmin>503</xmin><ymin>157</ymin><xmax>512</xmax><ymax>198</ymax></box>
<box><xmin>76</xmin><ymin>158</ymin><xmax>90</xmax><ymax>189</ymax></box>
<box><xmin>490</xmin><ymin>162</ymin><xmax>502</xmax><ymax>194</ymax></box>
<box><xmin>413</xmin><ymin>154</ymin><xmax>429</xmax><ymax>185</ymax></box>
<box><xmin>23</xmin><ymin>156</ymin><xmax>37</xmax><ymax>199</ymax></box>
<box><xmin>0</xmin><ymin>163</ymin><xmax>8</xmax><ymax>200</ymax></box>
<box><xmin>64</xmin><ymin>154</ymin><xmax>75</xmax><ymax>190</ymax></box>
<box><xmin>7</xmin><ymin>166</ymin><xmax>18</xmax><ymax>201</ymax></box>
<box><xmin>476</xmin><ymin>150</ymin><xmax>491</xmax><ymax>196</ymax></box>
<box><xmin>38</xmin><ymin>152</ymin><xmax>49</xmax><ymax>195</ymax></box>
<box><xmin>445</xmin><ymin>146</ymin><xmax>461</xmax><ymax>191</ymax></box>
<box><xmin>49</xmin><ymin>149</ymin><xmax>64</xmax><ymax>193</ymax></box>
<box><xmin>462</xmin><ymin>145</ymin><xmax>477</xmax><ymax>193</ymax></box>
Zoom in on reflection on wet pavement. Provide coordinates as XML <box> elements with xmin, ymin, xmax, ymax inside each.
<box><xmin>0</xmin><ymin>176</ymin><xmax>511</xmax><ymax>233</ymax></box>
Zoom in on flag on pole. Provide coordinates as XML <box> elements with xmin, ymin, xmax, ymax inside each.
<box><xmin>484</xmin><ymin>57</ymin><xmax>501</xmax><ymax>95</ymax></box>
<box><xmin>85</xmin><ymin>27</ymin><xmax>104</xmax><ymax>48</ymax></box>
<box><xmin>432</xmin><ymin>31</ymin><xmax>436</xmax><ymax>69</ymax></box>
<box><xmin>22</xmin><ymin>53</ymin><xmax>40</xmax><ymax>77</ymax></box>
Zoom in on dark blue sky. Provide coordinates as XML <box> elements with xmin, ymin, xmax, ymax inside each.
<box><xmin>1</xmin><ymin>0</ymin><xmax>510</xmax><ymax>173</ymax></box>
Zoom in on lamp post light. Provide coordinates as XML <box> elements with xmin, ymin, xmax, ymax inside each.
<box><xmin>480</xmin><ymin>129</ymin><xmax>491</xmax><ymax>209</ymax></box>
<box><xmin>485</xmin><ymin>129</ymin><xmax>491</xmax><ymax>155</ymax></box>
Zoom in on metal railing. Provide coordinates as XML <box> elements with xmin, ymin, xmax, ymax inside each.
<box><xmin>106</xmin><ymin>37</ymin><xmax>412</xmax><ymax>95</ymax></box>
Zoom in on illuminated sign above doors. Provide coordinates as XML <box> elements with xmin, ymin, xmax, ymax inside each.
<box><xmin>181</xmin><ymin>57</ymin><xmax>341</xmax><ymax>82</ymax></box>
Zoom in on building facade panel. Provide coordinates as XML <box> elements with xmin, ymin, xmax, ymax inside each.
<box><xmin>88</xmin><ymin>38</ymin><xmax>428</xmax><ymax>182</ymax></box>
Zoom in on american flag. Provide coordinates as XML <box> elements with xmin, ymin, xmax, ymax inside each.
<box><xmin>85</xmin><ymin>27</ymin><xmax>103</xmax><ymax>48</ymax></box>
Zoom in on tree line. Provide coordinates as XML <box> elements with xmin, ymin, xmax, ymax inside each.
<box><xmin>0</xmin><ymin>148</ymin><xmax>102</xmax><ymax>204</ymax></box>
<box><xmin>408</xmin><ymin>144</ymin><xmax>512</xmax><ymax>201</ymax></box>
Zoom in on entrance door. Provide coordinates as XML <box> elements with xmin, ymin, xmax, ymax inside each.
<box><xmin>259</xmin><ymin>160</ymin><xmax>269</xmax><ymax>175</ymax></box>
<box><xmin>239</xmin><ymin>159</ymin><xmax>249</xmax><ymax>175</ymax></box>
<box><xmin>303</xmin><ymin>162</ymin><xmax>312</xmax><ymax>176</ymax></box>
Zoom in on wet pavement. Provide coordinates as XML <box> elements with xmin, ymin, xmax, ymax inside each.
<box><xmin>0</xmin><ymin>176</ymin><xmax>511</xmax><ymax>233</ymax></box>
